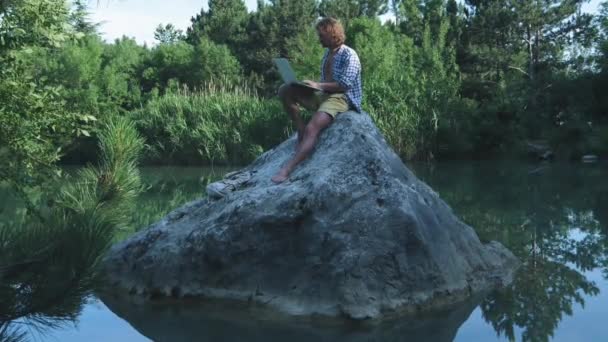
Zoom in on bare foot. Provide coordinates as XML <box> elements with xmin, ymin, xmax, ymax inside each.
<box><xmin>271</xmin><ymin>169</ymin><xmax>290</xmax><ymax>183</ymax></box>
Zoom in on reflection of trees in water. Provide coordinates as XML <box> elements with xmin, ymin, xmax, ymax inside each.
<box><xmin>101</xmin><ymin>290</ymin><xmax>481</xmax><ymax>342</ymax></box>
<box><xmin>2</xmin><ymin>162</ymin><xmax>606</xmax><ymax>341</ymax></box>
<box><xmin>131</xmin><ymin>182</ymin><xmax>200</xmax><ymax>230</ymax></box>
<box><xmin>0</xmin><ymin>212</ymin><xmax>115</xmax><ymax>341</ymax></box>
<box><xmin>479</xmin><ymin>209</ymin><xmax>607</xmax><ymax>342</ymax></box>
<box><xmin>0</xmin><ymin>322</ymin><xmax>25</xmax><ymax>342</ymax></box>
<box><xmin>482</xmin><ymin>254</ymin><xmax>600</xmax><ymax>341</ymax></box>
<box><xmin>413</xmin><ymin>161</ymin><xmax>608</xmax><ymax>342</ymax></box>
<box><xmin>593</xmin><ymin>190</ymin><xmax>608</xmax><ymax>237</ymax></box>
<box><xmin>130</xmin><ymin>167</ymin><xmax>229</xmax><ymax>230</ymax></box>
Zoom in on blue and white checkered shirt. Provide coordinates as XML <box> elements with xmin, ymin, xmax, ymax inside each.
<box><xmin>320</xmin><ymin>45</ymin><xmax>363</xmax><ymax>112</ymax></box>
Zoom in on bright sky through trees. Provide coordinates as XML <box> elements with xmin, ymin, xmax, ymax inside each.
<box><xmin>88</xmin><ymin>0</ymin><xmax>603</xmax><ymax>46</ymax></box>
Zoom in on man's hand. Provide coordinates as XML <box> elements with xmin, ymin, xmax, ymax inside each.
<box><xmin>303</xmin><ymin>80</ymin><xmax>346</xmax><ymax>93</ymax></box>
<box><xmin>303</xmin><ymin>80</ymin><xmax>321</xmax><ymax>90</ymax></box>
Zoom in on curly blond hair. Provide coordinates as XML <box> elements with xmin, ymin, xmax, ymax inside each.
<box><xmin>315</xmin><ymin>17</ymin><xmax>345</xmax><ymax>47</ymax></box>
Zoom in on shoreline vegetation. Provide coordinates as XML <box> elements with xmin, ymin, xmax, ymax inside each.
<box><xmin>3</xmin><ymin>0</ymin><xmax>607</xmax><ymax>174</ymax></box>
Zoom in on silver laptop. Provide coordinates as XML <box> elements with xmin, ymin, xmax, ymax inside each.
<box><xmin>273</xmin><ymin>58</ymin><xmax>322</xmax><ymax>91</ymax></box>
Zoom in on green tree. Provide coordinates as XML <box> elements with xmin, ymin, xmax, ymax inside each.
<box><xmin>319</xmin><ymin>0</ymin><xmax>389</xmax><ymax>20</ymax></box>
<box><xmin>35</xmin><ymin>35</ymin><xmax>106</xmax><ymax>116</ymax></box>
<box><xmin>395</xmin><ymin>0</ymin><xmax>423</xmax><ymax>43</ymax></box>
<box><xmin>100</xmin><ymin>37</ymin><xmax>146</xmax><ymax>111</ymax></box>
<box><xmin>446</xmin><ymin>0</ymin><xmax>460</xmax><ymax>39</ymax></box>
<box><xmin>70</xmin><ymin>0</ymin><xmax>99</xmax><ymax>35</ymax></box>
<box><xmin>241</xmin><ymin>0</ymin><xmax>318</xmax><ymax>93</ymax></box>
<box><xmin>140</xmin><ymin>37</ymin><xmax>241</xmax><ymax>94</ymax></box>
<box><xmin>154</xmin><ymin>23</ymin><xmax>184</xmax><ymax>44</ymax></box>
<box><xmin>507</xmin><ymin>0</ymin><xmax>590</xmax><ymax>82</ymax></box>
<box><xmin>594</xmin><ymin>0</ymin><xmax>608</xmax><ymax>97</ymax></box>
<box><xmin>347</xmin><ymin>17</ymin><xmax>460</xmax><ymax>159</ymax></box>
<box><xmin>286</xmin><ymin>26</ymin><xmax>326</xmax><ymax>81</ymax></box>
<box><xmin>461</xmin><ymin>0</ymin><xmax>518</xmax><ymax>89</ymax></box>
<box><xmin>268</xmin><ymin>0</ymin><xmax>318</xmax><ymax>58</ymax></box>
<box><xmin>461</xmin><ymin>0</ymin><xmax>595</xmax><ymax>101</ymax></box>
<box><xmin>599</xmin><ymin>1</ymin><xmax>608</xmax><ymax>72</ymax></box>
<box><xmin>446</xmin><ymin>0</ymin><xmax>466</xmax><ymax>70</ymax></box>
<box><xmin>0</xmin><ymin>0</ymin><xmax>71</xmax><ymax>49</ymax></box>
<box><xmin>189</xmin><ymin>36</ymin><xmax>242</xmax><ymax>85</ymax></box>
<box><xmin>27</xmin><ymin>33</ymin><xmax>145</xmax><ymax>116</ymax></box>
<box><xmin>421</xmin><ymin>0</ymin><xmax>447</xmax><ymax>40</ymax></box>
<box><xmin>186</xmin><ymin>0</ymin><xmax>249</xmax><ymax>58</ymax></box>
<box><xmin>240</xmin><ymin>2</ymin><xmax>280</xmax><ymax>82</ymax></box>
<box><xmin>0</xmin><ymin>0</ymin><xmax>84</xmax><ymax>200</ymax></box>
<box><xmin>320</xmin><ymin>0</ymin><xmax>363</xmax><ymax>21</ymax></box>
<box><xmin>139</xmin><ymin>41</ymin><xmax>194</xmax><ymax>93</ymax></box>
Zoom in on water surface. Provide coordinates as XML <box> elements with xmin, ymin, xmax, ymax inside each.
<box><xmin>3</xmin><ymin>161</ymin><xmax>607</xmax><ymax>341</ymax></box>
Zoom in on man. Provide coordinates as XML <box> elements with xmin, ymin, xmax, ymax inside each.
<box><xmin>271</xmin><ymin>17</ymin><xmax>362</xmax><ymax>183</ymax></box>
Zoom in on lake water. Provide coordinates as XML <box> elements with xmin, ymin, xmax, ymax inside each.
<box><xmin>3</xmin><ymin>161</ymin><xmax>607</xmax><ymax>341</ymax></box>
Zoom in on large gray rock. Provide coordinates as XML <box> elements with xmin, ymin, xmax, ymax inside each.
<box><xmin>102</xmin><ymin>111</ymin><xmax>518</xmax><ymax>319</ymax></box>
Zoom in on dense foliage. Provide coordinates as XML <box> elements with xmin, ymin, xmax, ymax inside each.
<box><xmin>3</xmin><ymin>0</ymin><xmax>606</xmax><ymax>170</ymax></box>
<box><xmin>129</xmin><ymin>84</ymin><xmax>286</xmax><ymax>165</ymax></box>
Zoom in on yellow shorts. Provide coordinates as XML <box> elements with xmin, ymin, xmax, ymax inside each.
<box><xmin>300</xmin><ymin>92</ymin><xmax>349</xmax><ymax>118</ymax></box>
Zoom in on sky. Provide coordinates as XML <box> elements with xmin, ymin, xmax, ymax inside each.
<box><xmin>89</xmin><ymin>0</ymin><xmax>258</xmax><ymax>45</ymax></box>
<box><xmin>87</xmin><ymin>0</ymin><xmax>604</xmax><ymax>46</ymax></box>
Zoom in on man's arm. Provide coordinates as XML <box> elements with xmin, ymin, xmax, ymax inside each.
<box><xmin>304</xmin><ymin>50</ymin><xmax>361</xmax><ymax>93</ymax></box>
<box><xmin>327</xmin><ymin>51</ymin><xmax>361</xmax><ymax>93</ymax></box>
<box><xmin>334</xmin><ymin>51</ymin><xmax>360</xmax><ymax>90</ymax></box>
<box><xmin>303</xmin><ymin>80</ymin><xmax>345</xmax><ymax>93</ymax></box>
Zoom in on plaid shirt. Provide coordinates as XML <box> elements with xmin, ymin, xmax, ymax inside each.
<box><xmin>320</xmin><ymin>45</ymin><xmax>363</xmax><ymax>112</ymax></box>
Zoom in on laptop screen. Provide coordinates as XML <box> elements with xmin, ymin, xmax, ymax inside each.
<box><xmin>273</xmin><ymin>58</ymin><xmax>297</xmax><ymax>83</ymax></box>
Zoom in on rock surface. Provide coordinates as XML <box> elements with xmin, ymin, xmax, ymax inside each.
<box><xmin>102</xmin><ymin>111</ymin><xmax>519</xmax><ymax>319</ymax></box>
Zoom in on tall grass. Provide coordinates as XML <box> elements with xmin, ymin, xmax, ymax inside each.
<box><xmin>129</xmin><ymin>82</ymin><xmax>289</xmax><ymax>166</ymax></box>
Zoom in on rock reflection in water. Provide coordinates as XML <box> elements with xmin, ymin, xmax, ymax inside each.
<box><xmin>100</xmin><ymin>292</ymin><xmax>482</xmax><ymax>342</ymax></box>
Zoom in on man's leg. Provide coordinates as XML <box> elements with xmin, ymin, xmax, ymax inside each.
<box><xmin>278</xmin><ymin>84</ymin><xmax>316</xmax><ymax>146</ymax></box>
<box><xmin>271</xmin><ymin>111</ymin><xmax>333</xmax><ymax>183</ymax></box>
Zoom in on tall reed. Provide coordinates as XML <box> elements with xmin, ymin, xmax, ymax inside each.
<box><xmin>129</xmin><ymin>81</ymin><xmax>288</xmax><ymax>166</ymax></box>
